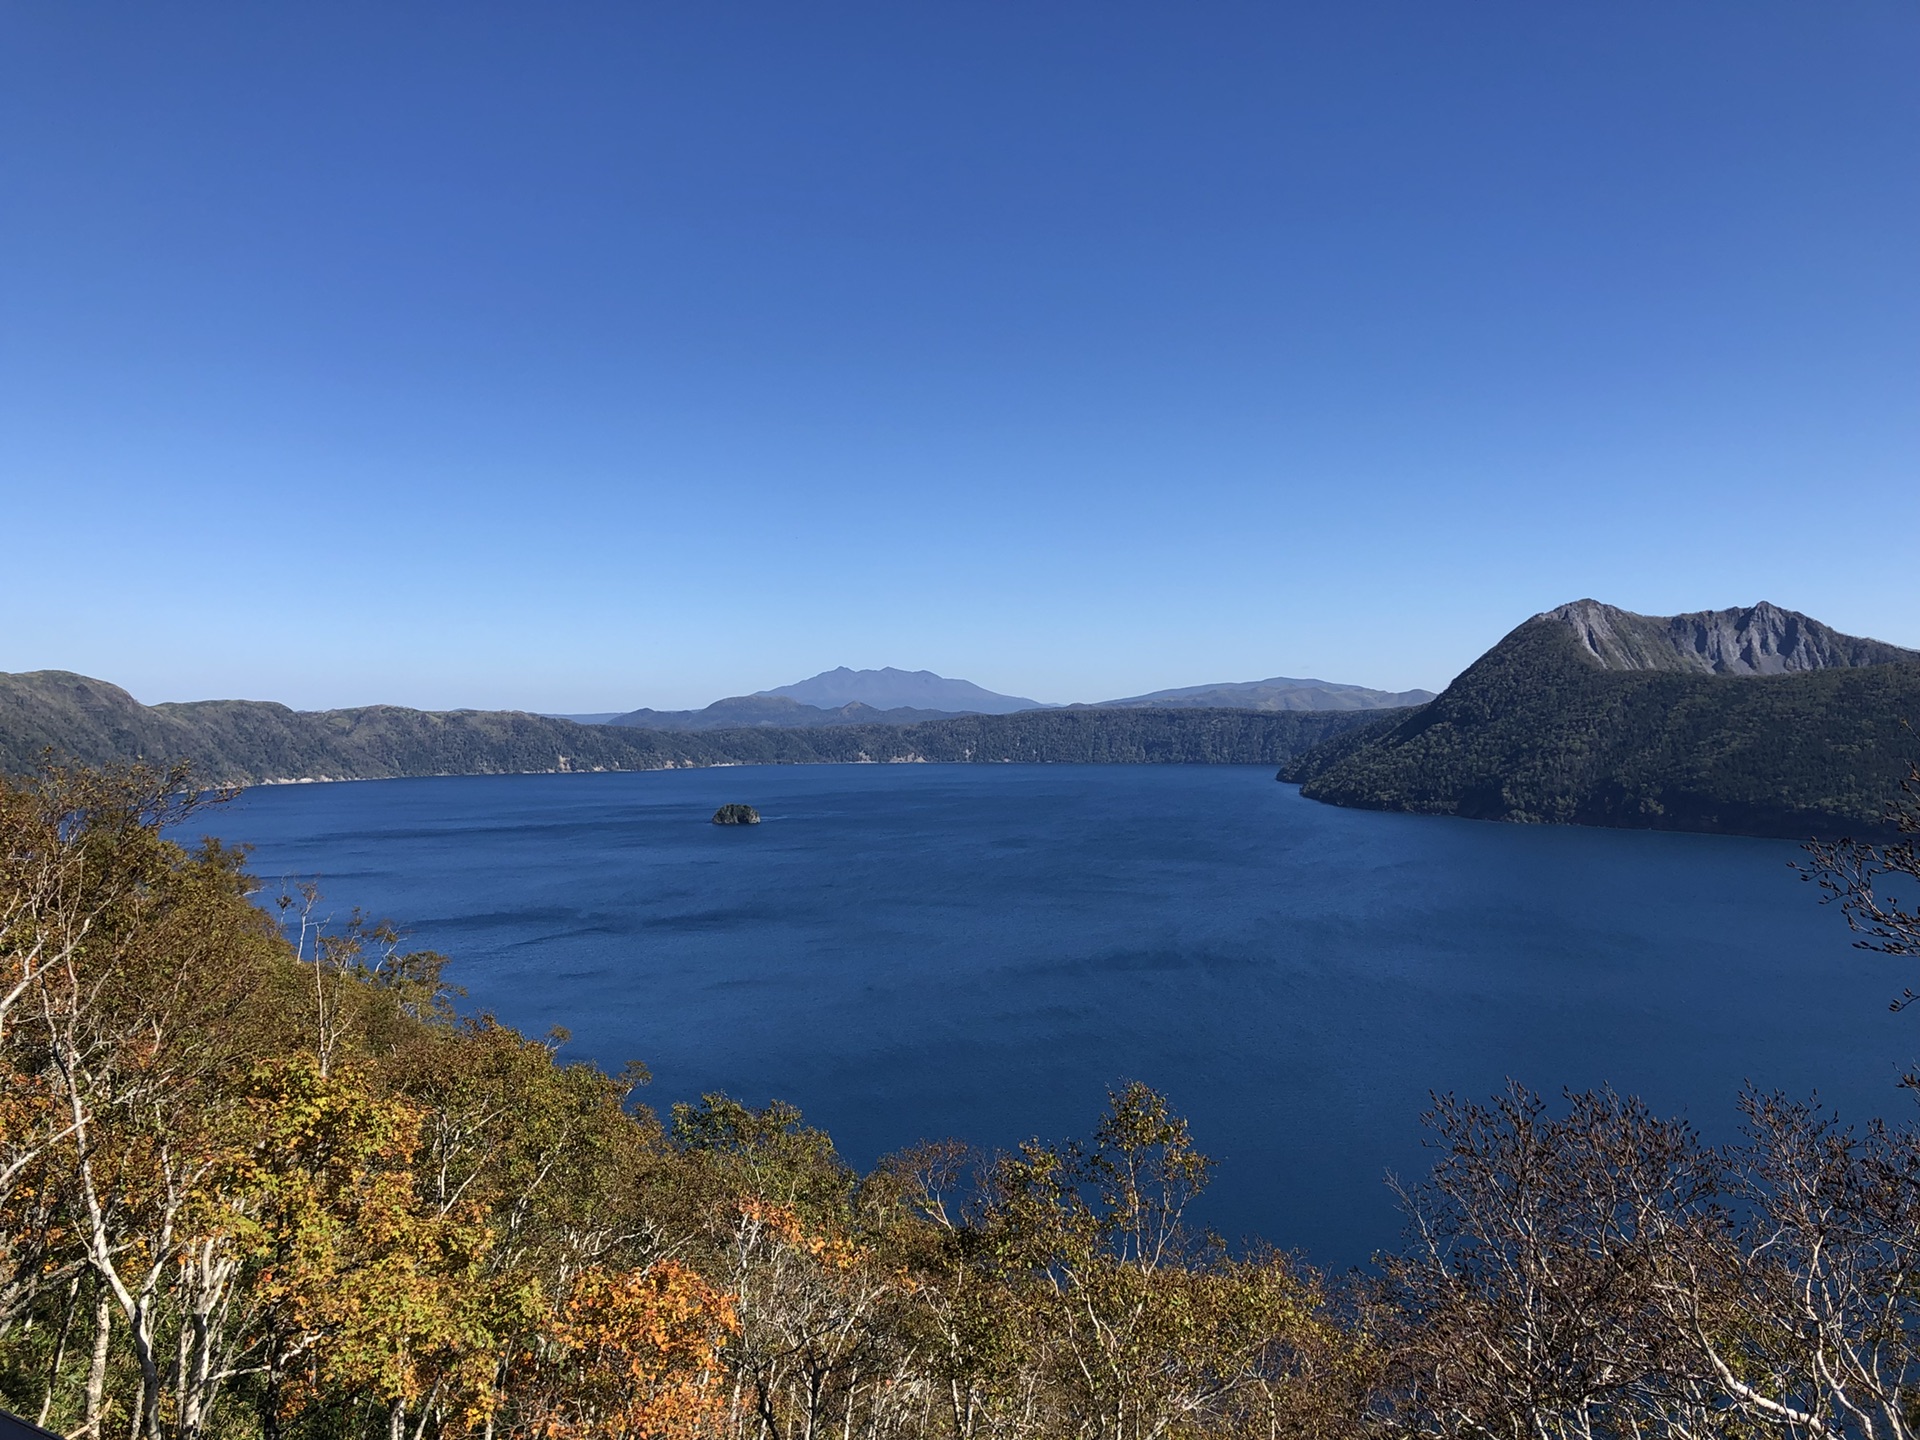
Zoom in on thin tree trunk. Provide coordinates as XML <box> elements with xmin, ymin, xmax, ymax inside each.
<box><xmin>83</xmin><ymin>1283</ymin><xmax>112</xmax><ymax>1440</ymax></box>
<box><xmin>39</xmin><ymin>1275</ymin><xmax>81</xmax><ymax>1427</ymax></box>
<box><xmin>133</xmin><ymin>1309</ymin><xmax>163</xmax><ymax>1440</ymax></box>
<box><xmin>175</xmin><ymin>1312</ymin><xmax>193</xmax><ymax>1439</ymax></box>
<box><xmin>409</xmin><ymin>1382</ymin><xmax>440</xmax><ymax>1440</ymax></box>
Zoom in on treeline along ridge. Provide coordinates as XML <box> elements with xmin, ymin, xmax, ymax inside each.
<box><xmin>0</xmin><ymin>672</ymin><xmax>1387</xmax><ymax>784</ymax></box>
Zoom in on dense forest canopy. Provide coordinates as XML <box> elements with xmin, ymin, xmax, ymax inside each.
<box><xmin>2</xmin><ymin>760</ymin><xmax>1920</xmax><ymax>1438</ymax></box>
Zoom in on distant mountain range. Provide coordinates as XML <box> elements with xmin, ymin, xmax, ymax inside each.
<box><xmin>14</xmin><ymin>602</ymin><xmax>1910</xmax><ymax>837</ymax></box>
<box><xmin>1283</xmin><ymin>600</ymin><xmax>1920</xmax><ymax>837</ymax></box>
<box><xmin>590</xmin><ymin>667</ymin><xmax>1427</xmax><ymax>730</ymax></box>
<box><xmin>0</xmin><ymin>670</ymin><xmax>1390</xmax><ymax>785</ymax></box>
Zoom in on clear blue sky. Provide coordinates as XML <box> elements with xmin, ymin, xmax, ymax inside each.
<box><xmin>4</xmin><ymin>3</ymin><xmax>1915</xmax><ymax>711</ymax></box>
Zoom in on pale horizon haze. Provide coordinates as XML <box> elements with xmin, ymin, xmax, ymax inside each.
<box><xmin>3</xmin><ymin>4</ymin><xmax>1915</xmax><ymax>712</ymax></box>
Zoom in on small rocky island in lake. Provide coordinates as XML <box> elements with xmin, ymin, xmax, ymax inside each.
<box><xmin>711</xmin><ymin>804</ymin><xmax>761</xmax><ymax>826</ymax></box>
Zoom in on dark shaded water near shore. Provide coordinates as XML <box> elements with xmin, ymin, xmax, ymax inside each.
<box><xmin>213</xmin><ymin>765</ymin><xmax>1913</xmax><ymax>1268</ymax></box>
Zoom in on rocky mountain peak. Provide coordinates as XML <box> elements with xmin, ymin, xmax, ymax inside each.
<box><xmin>1538</xmin><ymin>599</ymin><xmax>1918</xmax><ymax>675</ymax></box>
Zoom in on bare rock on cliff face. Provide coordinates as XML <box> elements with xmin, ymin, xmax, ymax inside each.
<box><xmin>1541</xmin><ymin>599</ymin><xmax>1918</xmax><ymax>676</ymax></box>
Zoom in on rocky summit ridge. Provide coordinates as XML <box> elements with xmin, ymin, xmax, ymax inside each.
<box><xmin>1541</xmin><ymin>599</ymin><xmax>1919</xmax><ymax>677</ymax></box>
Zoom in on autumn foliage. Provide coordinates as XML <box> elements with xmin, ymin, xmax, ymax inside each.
<box><xmin>526</xmin><ymin>1263</ymin><xmax>734</xmax><ymax>1440</ymax></box>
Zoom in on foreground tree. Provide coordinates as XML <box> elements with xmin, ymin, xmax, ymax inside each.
<box><xmin>1803</xmin><ymin>758</ymin><xmax>1920</xmax><ymax>1009</ymax></box>
<box><xmin>1383</xmin><ymin>1082</ymin><xmax>1920</xmax><ymax>1439</ymax></box>
<box><xmin>513</xmin><ymin>1260</ymin><xmax>736</xmax><ymax>1440</ymax></box>
<box><xmin>919</xmin><ymin>1083</ymin><xmax>1375</xmax><ymax>1440</ymax></box>
<box><xmin>1383</xmin><ymin>1086</ymin><xmax>1734</xmax><ymax>1438</ymax></box>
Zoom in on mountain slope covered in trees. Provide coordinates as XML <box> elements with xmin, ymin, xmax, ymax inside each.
<box><xmin>1284</xmin><ymin>600</ymin><xmax>1920</xmax><ymax>837</ymax></box>
<box><xmin>0</xmin><ymin>670</ymin><xmax>1390</xmax><ymax>784</ymax></box>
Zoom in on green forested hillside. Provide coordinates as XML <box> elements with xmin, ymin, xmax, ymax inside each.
<box><xmin>0</xmin><ymin>670</ymin><xmax>1388</xmax><ymax>783</ymax></box>
<box><xmin>0</xmin><ymin>671</ymin><xmax>723</xmax><ymax>780</ymax></box>
<box><xmin>800</xmin><ymin>706</ymin><xmax>1387</xmax><ymax>766</ymax></box>
<box><xmin>1283</xmin><ymin>615</ymin><xmax>1920</xmax><ymax>836</ymax></box>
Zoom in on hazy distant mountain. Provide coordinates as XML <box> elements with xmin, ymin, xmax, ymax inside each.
<box><xmin>1284</xmin><ymin>600</ymin><xmax>1920</xmax><ymax>837</ymax></box>
<box><xmin>604</xmin><ymin>694</ymin><xmax>967</xmax><ymax>731</ymax></box>
<box><xmin>592</xmin><ymin>668</ymin><xmax>1429</xmax><ymax>728</ymax></box>
<box><xmin>595</xmin><ymin>667</ymin><xmax>1417</xmax><ymax>726</ymax></box>
<box><xmin>1093</xmin><ymin>677</ymin><xmax>1435</xmax><ymax>712</ymax></box>
<box><xmin>760</xmin><ymin>667</ymin><xmax>1043</xmax><ymax>714</ymax></box>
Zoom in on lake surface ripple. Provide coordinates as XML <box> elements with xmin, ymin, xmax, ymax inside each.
<box><xmin>216</xmin><ymin>765</ymin><xmax>1914</xmax><ymax>1267</ymax></box>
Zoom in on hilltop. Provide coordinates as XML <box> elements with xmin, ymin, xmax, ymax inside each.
<box><xmin>1284</xmin><ymin>600</ymin><xmax>1920</xmax><ymax>837</ymax></box>
<box><xmin>759</xmin><ymin>666</ymin><xmax>1043</xmax><ymax>714</ymax></box>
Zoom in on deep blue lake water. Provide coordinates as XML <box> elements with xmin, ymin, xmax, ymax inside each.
<box><xmin>210</xmin><ymin>764</ymin><xmax>1916</xmax><ymax>1268</ymax></box>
